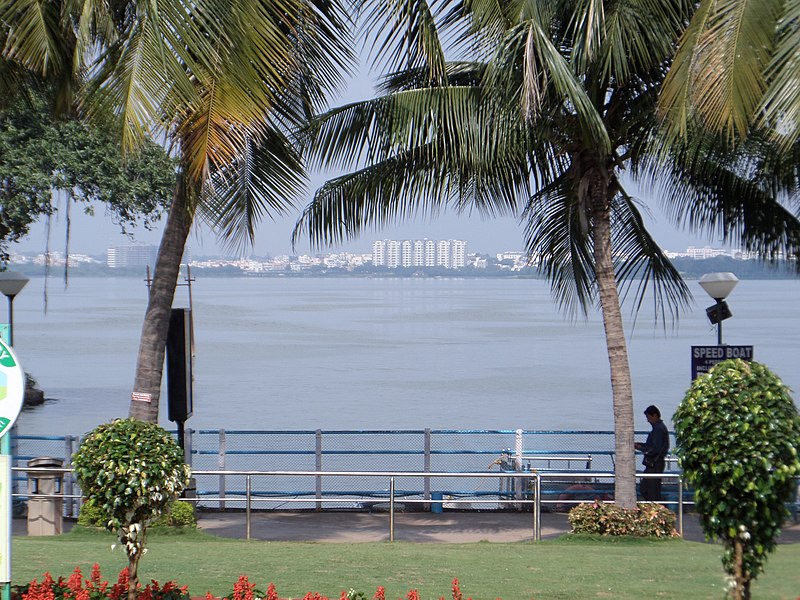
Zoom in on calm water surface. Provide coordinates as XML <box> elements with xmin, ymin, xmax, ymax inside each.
<box><xmin>12</xmin><ymin>276</ymin><xmax>800</xmax><ymax>436</ymax></box>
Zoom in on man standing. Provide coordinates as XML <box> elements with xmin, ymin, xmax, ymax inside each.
<box><xmin>634</xmin><ymin>405</ymin><xmax>670</xmax><ymax>501</ymax></box>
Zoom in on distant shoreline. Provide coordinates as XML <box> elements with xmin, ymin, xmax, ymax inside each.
<box><xmin>8</xmin><ymin>255</ymin><xmax>799</xmax><ymax>280</ymax></box>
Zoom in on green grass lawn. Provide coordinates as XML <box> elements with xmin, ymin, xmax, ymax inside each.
<box><xmin>12</xmin><ymin>528</ymin><xmax>800</xmax><ymax>599</ymax></box>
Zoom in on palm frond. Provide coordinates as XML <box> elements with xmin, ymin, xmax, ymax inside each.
<box><xmin>759</xmin><ymin>0</ymin><xmax>800</xmax><ymax>147</ymax></box>
<box><xmin>361</xmin><ymin>0</ymin><xmax>449</xmax><ymax>84</ymax></box>
<box><xmin>654</xmin><ymin>133</ymin><xmax>800</xmax><ymax>263</ymax></box>
<box><xmin>682</xmin><ymin>0</ymin><xmax>781</xmax><ymax>141</ymax></box>
<box><xmin>599</xmin><ymin>0</ymin><xmax>690</xmax><ymax>85</ymax></box>
<box><xmin>522</xmin><ymin>180</ymin><xmax>596</xmax><ymax>318</ymax></box>
<box><xmin>1</xmin><ymin>0</ymin><xmax>63</xmax><ymax>76</ymax></box>
<box><xmin>486</xmin><ymin>17</ymin><xmax>611</xmax><ymax>153</ymax></box>
<box><xmin>294</xmin><ymin>118</ymin><xmax>529</xmax><ymax>250</ymax></box>
<box><xmin>658</xmin><ymin>0</ymin><xmax>715</xmax><ymax>140</ymax></box>
<box><xmin>201</xmin><ymin>131</ymin><xmax>305</xmax><ymax>252</ymax></box>
<box><xmin>611</xmin><ymin>191</ymin><xmax>692</xmax><ymax>325</ymax></box>
<box><xmin>569</xmin><ymin>0</ymin><xmax>604</xmax><ymax>73</ymax></box>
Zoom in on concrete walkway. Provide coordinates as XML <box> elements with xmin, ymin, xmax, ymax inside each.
<box><xmin>14</xmin><ymin>510</ymin><xmax>800</xmax><ymax>544</ymax></box>
<box><xmin>193</xmin><ymin>509</ymin><xmax>800</xmax><ymax>544</ymax></box>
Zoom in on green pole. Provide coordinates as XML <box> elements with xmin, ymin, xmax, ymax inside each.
<box><xmin>2</xmin><ymin>432</ymin><xmax>10</xmax><ymax>600</ymax></box>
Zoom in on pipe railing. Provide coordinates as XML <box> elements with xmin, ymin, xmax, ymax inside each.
<box><xmin>12</xmin><ymin>467</ymin><xmax>691</xmax><ymax>541</ymax></box>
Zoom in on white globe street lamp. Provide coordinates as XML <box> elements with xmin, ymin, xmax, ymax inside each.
<box><xmin>698</xmin><ymin>272</ymin><xmax>739</xmax><ymax>345</ymax></box>
<box><xmin>0</xmin><ymin>271</ymin><xmax>30</xmax><ymax>346</ymax></box>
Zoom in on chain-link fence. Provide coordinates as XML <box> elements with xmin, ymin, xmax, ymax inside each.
<box><xmin>13</xmin><ymin>428</ymin><xmax>684</xmax><ymax>512</ymax></box>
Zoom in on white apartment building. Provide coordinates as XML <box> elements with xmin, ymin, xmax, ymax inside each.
<box><xmin>425</xmin><ymin>240</ymin><xmax>436</xmax><ymax>266</ymax></box>
<box><xmin>386</xmin><ymin>240</ymin><xmax>402</xmax><ymax>268</ymax></box>
<box><xmin>685</xmin><ymin>246</ymin><xmax>729</xmax><ymax>260</ymax></box>
<box><xmin>372</xmin><ymin>241</ymin><xmax>386</xmax><ymax>266</ymax></box>
<box><xmin>107</xmin><ymin>244</ymin><xmax>158</xmax><ymax>269</ymax></box>
<box><xmin>371</xmin><ymin>239</ymin><xmax>468</xmax><ymax>269</ymax></box>
<box><xmin>401</xmin><ymin>240</ymin><xmax>413</xmax><ymax>267</ymax></box>
<box><xmin>436</xmin><ymin>240</ymin><xmax>451</xmax><ymax>268</ymax></box>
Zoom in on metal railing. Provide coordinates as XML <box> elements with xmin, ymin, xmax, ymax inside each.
<box><xmin>12</xmin><ymin>466</ymin><xmax>690</xmax><ymax>541</ymax></box>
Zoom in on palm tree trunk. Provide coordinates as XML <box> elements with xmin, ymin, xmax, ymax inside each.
<box><xmin>129</xmin><ymin>174</ymin><xmax>193</xmax><ymax>422</ymax></box>
<box><xmin>590</xmin><ymin>177</ymin><xmax>637</xmax><ymax>509</ymax></box>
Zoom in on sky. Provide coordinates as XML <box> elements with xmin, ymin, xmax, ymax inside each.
<box><xmin>14</xmin><ymin>190</ymin><xmax>713</xmax><ymax>258</ymax></box>
<box><xmin>11</xmin><ymin>61</ymin><xmax>716</xmax><ymax>259</ymax></box>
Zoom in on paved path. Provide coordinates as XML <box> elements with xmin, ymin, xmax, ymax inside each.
<box><xmin>14</xmin><ymin>510</ymin><xmax>800</xmax><ymax>544</ymax></box>
<box><xmin>193</xmin><ymin>509</ymin><xmax>800</xmax><ymax>544</ymax></box>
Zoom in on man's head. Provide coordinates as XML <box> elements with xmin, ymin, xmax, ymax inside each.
<box><xmin>644</xmin><ymin>405</ymin><xmax>661</xmax><ymax>423</ymax></box>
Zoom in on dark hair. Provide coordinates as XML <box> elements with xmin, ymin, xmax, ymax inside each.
<box><xmin>644</xmin><ymin>405</ymin><xmax>661</xmax><ymax>418</ymax></box>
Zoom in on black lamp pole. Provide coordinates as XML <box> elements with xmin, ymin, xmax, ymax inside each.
<box><xmin>6</xmin><ymin>294</ymin><xmax>15</xmax><ymax>346</ymax></box>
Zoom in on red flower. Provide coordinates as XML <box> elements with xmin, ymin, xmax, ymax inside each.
<box><xmin>451</xmin><ymin>578</ymin><xmax>462</xmax><ymax>600</ymax></box>
<box><xmin>266</xmin><ymin>584</ymin><xmax>279</xmax><ymax>600</ymax></box>
<box><xmin>66</xmin><ymin>566</ymin><xmax>84</xmax><ymax>597</ymax></box>
<box><xmin>405</xmin><ymin>591</ymin><xmax>420</xmax><ymax>600</ymax></box>
<box><xmin>372</xmin><ymin>587</ymin><xmax>385</xmax><ymax>600</ymax></box>
<box><xmin>232</xmin><ymin>576</ymin><xmax>255</xmax><ymax>600</ymax></box>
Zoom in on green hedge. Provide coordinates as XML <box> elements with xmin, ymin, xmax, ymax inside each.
<box><xmin>78</xmin><ymin>499</ymin><xmax>196</xmax><ymax>528</ymax></box>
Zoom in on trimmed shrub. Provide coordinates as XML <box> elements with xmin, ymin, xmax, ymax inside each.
<box><xmin>79</xmin><ymin>499</ymin><xmax>196</xmax><ymax>529</ymax></box>
<box><xmin>72</xmin><ymin>418</ymin><xmax>190</xmax><ymax>600</ymax></box>
<box><xmin>674</xmin><ymin>359</ymin><xmax>800</xmax><ymax>599</ymax></box>
<box><xmin>567</xmin><ymin>501</ymin><xmax>677</xmax><ymax>537</ymax></box>
<box><xmin>153</xmin><ymin>500</ymin><xmax>196</xmax><ymax>528</ymax></box>
<box><xmin>76</xmin><ymin>498</ymin><xmax>105</xmax><ymax>527</ymax></box>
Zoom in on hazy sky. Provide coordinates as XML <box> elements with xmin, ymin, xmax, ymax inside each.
<box><xmin>14</xmin><ymin>190</ymin><xmax>712</xmax><ymax>258</ymax></box>
<box><xmin>12</xmin><ymin>63</ymin><xmax>715</xmax><ymax>258</ymax></box>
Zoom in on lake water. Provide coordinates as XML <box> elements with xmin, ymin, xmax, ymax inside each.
<box><xmin>11</xmin><ymin>275</ymin><xmax>800</xmax><ymax>436</ymax></box>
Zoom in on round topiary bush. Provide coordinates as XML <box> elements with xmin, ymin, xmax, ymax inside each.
<box><xmin>674</xmin><ymin>359</ymin><xmax>800</xmax><ymax>600</ymax></box>
<box><xmin>72</xmin><ymin>418</ymin><xmax>190</xmax><ymax>600</ymax></box>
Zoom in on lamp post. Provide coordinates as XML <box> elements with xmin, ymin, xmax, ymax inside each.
<box><xmin>699</xmin><ymin>272</ymin><xmax>739</xmax><ymax>345</ymax></box>
<box><xmin>0</xmin><ymin>271</ymin><xmax>29</xmax><ymax>346</ymax></box>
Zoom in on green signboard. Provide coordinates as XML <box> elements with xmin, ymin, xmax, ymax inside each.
<box><xmin>0</xmin><ymin>339</ymin><xmax>23</xmax><ymax>586</ymax></box>
<box><xmin>0</xmin><ymin>339</ymin><xmax>23</xmax><ymax>439</ymax></box>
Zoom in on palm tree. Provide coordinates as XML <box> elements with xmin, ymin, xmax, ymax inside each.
<box><xmin>294</xmin><ymin>0</ymin><xmax>800</xmax><ymax>507</ymax></box>
<box><xmin>659</xmin><ymin>0</ymin><xmax>800</xmax><ymax>147</ymax></box>
<box><xmin>1</xmin><ymin>0</ymin><xmax>353</xmax><ymax>421</ymax></box>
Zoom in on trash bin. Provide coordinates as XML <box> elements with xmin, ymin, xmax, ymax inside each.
<box><xmin>431</xmin><ymin>491</ymin><xmax>444</xmax><ymax>514</ymax></box>
<box><xmin>26</xmin><ymin>457</ymin><xmax>64</xmax><ymax>536</ymax></box>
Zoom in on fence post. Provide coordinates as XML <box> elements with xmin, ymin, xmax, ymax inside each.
<box><xmin>514</xmin><ymin>429</ymin><xmax>523</xmax><ymax>509</ymax></box>
<box><xmin>678</xmin><ymin>477</ymin><xmax>684</xmax><ymax>538</ymax></box>
<box><xmin>218</xmin><ymin>429</ymin><xmax>226</xmax><ymax>509</ymax></box>
<box><xmin>10</xmin><ymin>426</ymin><xmax>18</xmax><ymax>499</ymax></box>
<box><xmin>184</xmin><ymin>428</ymin><xmax>193</xmax><ymax>469</ymax></box>
<box><xmin>389</xmin><ymin>477</ymin><xmax>395</xmax><ymax>542</ymax></box>
<box><xmin>315</xmin><ymin>430</ymin><xmax>322</xmax><ymax>511</ymax></box>
<box><xmin>533</xmin><ymin>472</ymin><xmax>541</xmax><ymax>541</ymax></box>
<box><xmin>424</xmin><ymin>428</ymin><xmax>431</xmax><ymax>510</ymax></box>
<box><xmin>245</xmin><ymin>475</ymin><xmax>251</xmax><ymax>541</ymax></box>
<box><xmin>64</xmin><ymin>436</ymin><xmax>76</xmax><ymax>517</ymax></box>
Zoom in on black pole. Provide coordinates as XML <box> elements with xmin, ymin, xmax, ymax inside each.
<box><xmin>6</xmin><ymin>294</ymin><xmax>14</xmax><ymax>346</ymax></box>
<box><xmin>177</xmin><ymin>420</ymin><xmax>185</xmax><ymax>450</ymax></box>
<box><xmin>716</xmin><ymin>298</ymin><xmax>723</xmax><ymax>345</ymax></box>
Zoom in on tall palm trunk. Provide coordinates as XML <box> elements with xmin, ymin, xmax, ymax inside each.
<box><xmin>590</xmin><ymin>174</ymin><xmax>637</xmax><ymax>508</ymax></box>
<box><xmin>129</xmin><ymin>172</ymin><xmax>193</xmax><ymax>422</ymax></box>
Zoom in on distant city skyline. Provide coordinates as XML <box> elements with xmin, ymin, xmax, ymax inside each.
<box><xmin>15</xmin><ymin>197</ymin><xmax>718</xmax><ymax>258</ymax></box>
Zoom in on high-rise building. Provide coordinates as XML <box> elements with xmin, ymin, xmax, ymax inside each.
<box><xmin>372</xmin><ymin>240</ymin><xmax>386</xmax><ymax>266</ymax></box>
<box><xmin>386</xmin><ymin>240</ymin><xmax>401</xmax><ymax>268</ymax></box>
<box><xmin>450</xmin><ymin>240</ymin><xmax>466</xmax><ymax>268</ymax></box>
<box><xmin>106</xmin><ymin>244</ymin><xmax>158</xmax><ymax>269</ymax></box>
<box><xmin>401</xmin><ymin>240</ymin><xmax>413</xmax><ymax>267</ymax></box>
<box><xmin>370</xmin><ymin>238</ymin><xmax>467</xmax><ymax>269</ymax></box>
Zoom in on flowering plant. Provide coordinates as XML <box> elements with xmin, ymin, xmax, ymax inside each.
<box><xmin>19</xmin><ymin>565</ymin><xmax>188</xmax><ymax>600</ymax></box>
<box><xmin>23</xmin><ymin>571</ymin><xmax>482</xmax><ymax>600</ymax></box>
<box><xmin>568</xmin><ymin>500</ymin><xmax>677</xmax><ymax>537</ymax></box>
